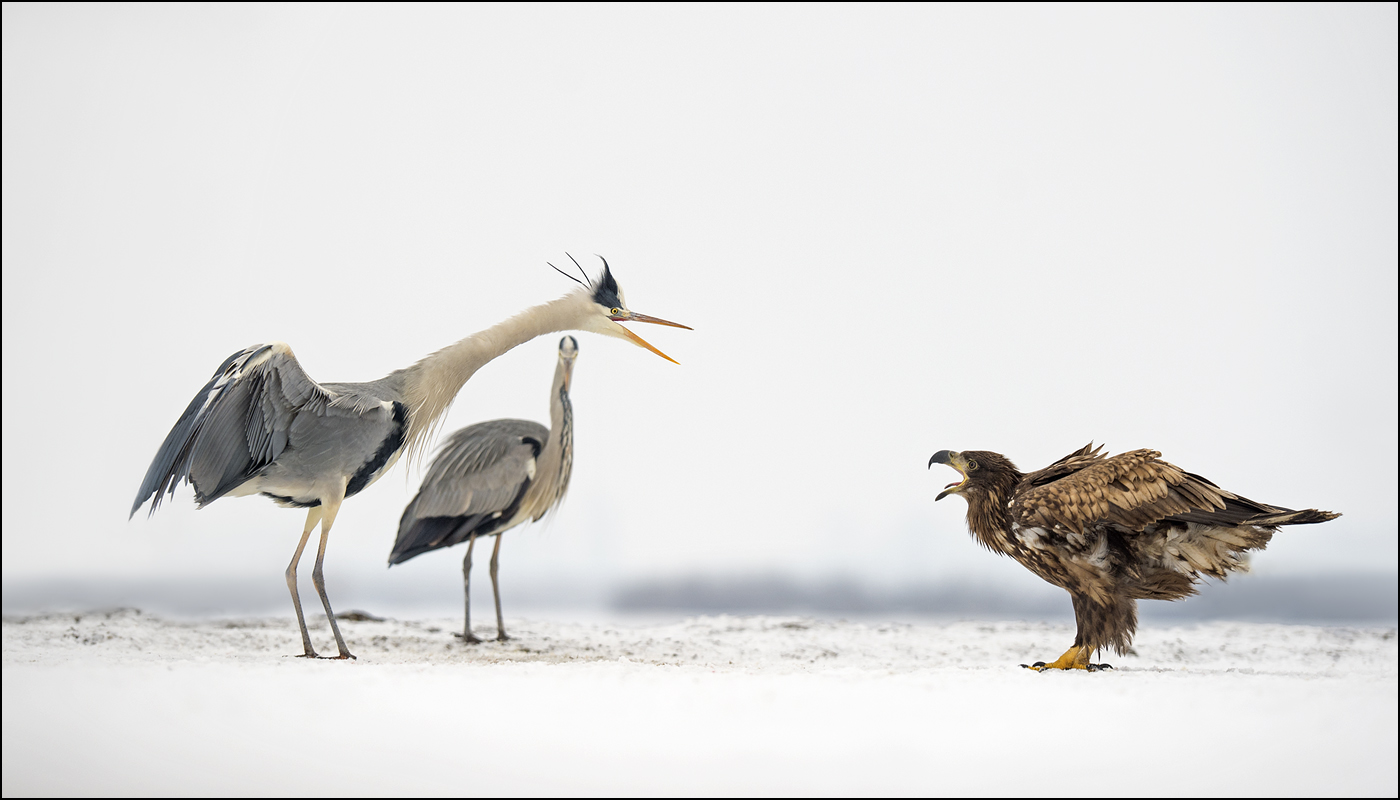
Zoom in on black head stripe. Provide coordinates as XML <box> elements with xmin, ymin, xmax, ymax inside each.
<box><xmin>590</xmin><ymin>258</ymin><xmax>621</xmax><ymax>309</ymax></box>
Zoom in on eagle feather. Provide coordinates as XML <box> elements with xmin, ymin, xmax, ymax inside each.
<box><xmin>932</xmin><ymin>444</ymin><xmax>1340</xmax><ymax>658</ymax></box>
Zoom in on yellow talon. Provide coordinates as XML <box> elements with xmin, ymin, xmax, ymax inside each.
<box><xmin>1022</xmin><ymin>645</ymin><xmax>1111</xmax><ymax>672</ymax></box>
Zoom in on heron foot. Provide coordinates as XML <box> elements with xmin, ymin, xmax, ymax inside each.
<box><xmin>455</xmin><ymin>631</ymin><xmax>485</xmax><ymax>644</ymax></box>
<box><xmin>495</xmin><ymin>632</ymin><xmax>512</xmax><ymax>642</ymax></box>
<box><xmin>321</xmin><ymin>652</ymin><xmax>357</xmax><ymax>660</ymax></box>
<box><xmin>294</xmin><ymin>652</ymin><xmax>319</xmax><ymax>659</ymax></box>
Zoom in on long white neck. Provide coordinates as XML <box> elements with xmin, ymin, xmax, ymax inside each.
<box><xmin>397</xmin><ymin>289</ymin><xmax>592</xmax><ymax>465</ymax></box>
<box><xmin>522</xmin><ymin>356</ymin><xmax>574</xmax><ymax>522</ymax></box>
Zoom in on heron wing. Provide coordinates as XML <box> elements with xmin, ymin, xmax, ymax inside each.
<box><xmin>409</xmin><ymin>419</ymin><xmax>548</xmax><ymax>519</ymax></box>
<box><xmin>131</xmin><ymin>342</ymin><xmax>336</xmax><ymax>516</ymax></box>
<box><xmin>1011</xmin><ymin>449</ymin><xmax>1237</xmax><ymax>535</ymax></box>
<box><xmin>388</xmin><ymin>420</ymin><xmax>548</xmax><ymax>563</ymax></box>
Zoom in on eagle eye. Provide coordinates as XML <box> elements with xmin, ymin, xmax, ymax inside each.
<box><xmin>966</xmin><ymin>459</ymin><xmax>979</xmax><ymax>471</ymax></box>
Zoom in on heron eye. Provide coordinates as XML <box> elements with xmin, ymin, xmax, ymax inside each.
<box><xmin>610</xmin><ymin>307</ymin><xmax>621</xmax><ymax>316</ymax></box>
<box><xmin>967</xmin><ymin>459</ymin><xmax>979</xmax><ymax>471</ymax></box>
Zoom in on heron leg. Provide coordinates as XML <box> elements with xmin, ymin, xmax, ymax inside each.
<box><xmin>310</xmin><ymin>493</ymin><xmax>355</xmax><ymax>660</ymax></box>
<box><xmin>285</xmin><ymin>507</ymin><xmax>323</xmax><ymax>658</ymax></box>
<box><xmin>457</xmin><ymin>532</ymin><xmax>483</xmax><ymax>643</ymax></box>
<box><xmin>490</xmin><ymin>535</ymin><xmax>509</xmax><ymax>641</ymax></box>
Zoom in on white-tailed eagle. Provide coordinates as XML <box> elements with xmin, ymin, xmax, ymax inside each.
<box><xmin>928</xmin><ymin>444</ymin><xmax>1339</xmax><ymax>671</ymax></box>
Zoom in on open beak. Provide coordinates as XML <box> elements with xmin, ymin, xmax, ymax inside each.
<box><xmin>928</xmin><ymin>450</ymin><xmax>968</xmax><ymax>501</ymax></box>
<box><xmin>612</xmin><ymin>311</ymin><xmax>692</xmax><ymax>365</ymax></box>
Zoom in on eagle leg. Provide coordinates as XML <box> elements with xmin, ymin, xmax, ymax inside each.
<box><xmin>1020</xmin><ymin>645</ymin><xmax>1114</xmax><ymax>672</ymax></box>
<box><xmin>1020</xmin><ymin>593</ymin><xmax>1129</xmax><ymax>671</ymax></box>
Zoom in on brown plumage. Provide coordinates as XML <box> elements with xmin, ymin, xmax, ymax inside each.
<box><xmin>928</xmin><ymin>444</ymin><xmax>1340</xmax><ymax>671</ymax></box>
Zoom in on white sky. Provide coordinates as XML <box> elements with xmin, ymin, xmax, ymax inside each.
<box><xmin>3</xmin><ymin>4</ymin><xmax>1396</xmax><ymax>601</ymax></box>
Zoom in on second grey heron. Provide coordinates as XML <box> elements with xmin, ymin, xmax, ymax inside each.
<box><xmin>387</xmin><ymin>335</ymin><xmax>579</xmax><ymax>642</ymax></box>
<box><xmin>130</xmin><ymin>258</ymin><xmax>687</xmax><ymax>659</ymax></box>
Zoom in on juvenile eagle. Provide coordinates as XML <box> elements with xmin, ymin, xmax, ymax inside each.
<box><xmin>928</xmin><ymin>444</ymin><xmax>1339</xmax><ymax>671</ymax></box>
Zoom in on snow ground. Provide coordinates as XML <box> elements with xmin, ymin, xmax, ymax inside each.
<box><xmin>3</xmin><ymin>610</ymin><xmax>1396</xmax><ymax>796</ymax></box>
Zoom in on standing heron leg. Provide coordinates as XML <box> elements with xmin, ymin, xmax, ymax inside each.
<box><xmin>489</xmin><ymin>535</ymin><xmax>509</xmax><ymax>641</ymax></box>
<box><xmin>457</xmin><ymin>532</ymin><xmax>483</xmax><ymax>643</ymax></box>
<box><xmin>310</xmin><ymin>491</ymin><xmax>355</xmax><ymax>659</ymax></box>
<box><xmin>286</xmin><ymin>507</ymin><xmax>323</xmax><ymax>658</ymax></box>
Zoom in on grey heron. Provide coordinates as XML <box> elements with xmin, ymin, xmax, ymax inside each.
<box><xmin>388</xmin><ymin>335</ymin><xmax>579</xmax><ymax>642</ymax></box>
<box><xmin>130</xmin><ymin>257</ymin><xmax>688</xmax><ymax>659</ymax></box>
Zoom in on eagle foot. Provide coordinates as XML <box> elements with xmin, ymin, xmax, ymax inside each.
<box><xmin>1020</xmin><ymin>661</ymin><xmax>1112</xmax><ymax>672</ymax></box>
<box><xmin>1019</xmin><ymin>646</ymin><xmax>1110</xmax><ymax>672</ymax></box>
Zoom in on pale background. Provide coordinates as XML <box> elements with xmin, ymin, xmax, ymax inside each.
<box><xmin>3</xmin><ymin>4</ymin><xmax>1396</xmax><ymax>618</ymax></box>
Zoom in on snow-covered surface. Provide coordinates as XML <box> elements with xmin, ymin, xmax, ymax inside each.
<box><xmin>3</xmin><ymin>610</ymin><xmax>1396</xmax><ymax>796</ymax></box>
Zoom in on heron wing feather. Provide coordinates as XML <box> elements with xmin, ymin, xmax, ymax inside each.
<box><xmin>130</xmin><ymin>343</ymin><xmax>338</xmax><ymax>515</ymax></box>
<box><xmin>388</xmin><ymin>419</ymin><xmax>547</xmax><ymax>564</ymax></box>
<box><xmin>410</xmin><ymin>420</ymin><xmax>548</xmax><ymax>520</ymax></box>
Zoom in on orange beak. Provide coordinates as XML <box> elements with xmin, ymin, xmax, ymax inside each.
<box><xmin>612</xmin><ymin>311</ymin><xmax>692</xmax><ymax>364</ymax></box>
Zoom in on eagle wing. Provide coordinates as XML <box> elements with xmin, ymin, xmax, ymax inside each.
<box><xmin>1010</xmin><ymin>449</ymin><xmax>1235</xmax><ymax>535</ymax></box>
<box><xmin>1022</xmin><ymin>442</ymin><xmax>1106</xmax><ymax>488</ymax></box>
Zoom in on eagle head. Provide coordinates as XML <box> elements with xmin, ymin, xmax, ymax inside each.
<box><xmin>928</xmin><ymin>449</ymin><xmax>1019</xmax><ymax>502</ymax></box>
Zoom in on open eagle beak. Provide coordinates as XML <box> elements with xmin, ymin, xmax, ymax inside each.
<box><xmin>613</xmin><ymin>311</ymin><xmax>692</xmax><ymax>365</ymax></box>
<box><xmin>928</xmin><ymin>450</ymin><xmax>968</xmax><ymax>501</ymax></box>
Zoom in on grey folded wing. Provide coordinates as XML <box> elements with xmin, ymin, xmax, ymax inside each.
<box><xmin>389</xmin><ymin>419</ymin><xmax>548</xmax><ymax>564</ymax></box>
<box><xmin>130</xmin><ymin>342</ymin><xmax>335</xmax><ymax>516</ymax></box>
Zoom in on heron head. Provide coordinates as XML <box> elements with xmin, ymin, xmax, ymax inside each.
<box><xmin>928</xmin><ymin>449</ymin><xmax>1016</xmax><ymax>502</ymax></box>
<box><xmin>552</xmin><ymin>254</ymin><xmax>691</xmax><ymax>364</ymax></box>
<box><xmin>558</xmin><ymin>335</ymin><xmax>579</xmax><ymax>390</ymax></box>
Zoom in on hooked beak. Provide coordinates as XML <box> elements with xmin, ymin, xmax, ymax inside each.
<box><xmin>928</xmin><ymin>450</ymin><xmax>968</xmax><ymax>501</ymax></box>
<box><xmin>561</xmin><ymin>356</ymin><xmax>575</xmax><ymax>391</ymax></box>
<box><xmin>611</xmin><ymin>311</ymin><xmax>692</xmax><ymax>365</ymax></box>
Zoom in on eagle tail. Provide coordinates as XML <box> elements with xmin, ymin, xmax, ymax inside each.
<box><xmin>1244</xmin><ymin>508</ymin><xmax>1341</xmax><ymax>527</ymax></box>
